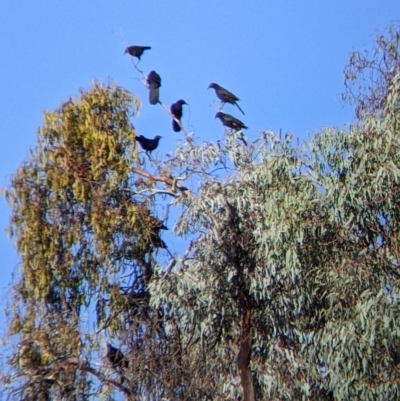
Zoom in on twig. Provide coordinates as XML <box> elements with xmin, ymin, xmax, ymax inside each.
<box><xmin>66</xmin><ymin>358</ymin><xmax>133</xmax><ymax>397</ymax></box>
<box><xmin>131</xmin><ymin>167</ymin><xmax>189</xmax><ymax>192</ymax></box>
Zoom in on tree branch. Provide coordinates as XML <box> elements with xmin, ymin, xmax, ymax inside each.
<box><xmin>131</xmin><ymin>167</ymin><xmax>189</xmax><ymax>193</ymax></box>
<box><xmin>66</xmin><ymin>358</ymin><xmax>133</xmax><ymax>397</ymax></box>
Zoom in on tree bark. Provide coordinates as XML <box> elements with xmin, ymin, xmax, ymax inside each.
<box><xmin>238</xmin><ymin>308</ymin><xmax>255</xmax><ymax>401</ymax></box>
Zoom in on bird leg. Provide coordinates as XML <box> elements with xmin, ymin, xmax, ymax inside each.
<box><xmin>145</xmin><ymin>151</ymin><xmax>154</xmax><ymax>161</ymax></box>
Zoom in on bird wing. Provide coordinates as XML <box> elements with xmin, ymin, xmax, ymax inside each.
<box><xmin>218</xmin><ymin>87</ymin><xmax>239</xmax><ymax>103</ymax></box>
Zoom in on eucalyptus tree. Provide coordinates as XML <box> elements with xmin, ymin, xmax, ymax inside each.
<box><xmin>4</xmin><ymin>81</ymin><xmax>192</xmax><ymax>400</ymax></box>
<box><xmin>4</xmin><ymin>26</ymin><xmax>400</xmax><ymax>401</ymax></box>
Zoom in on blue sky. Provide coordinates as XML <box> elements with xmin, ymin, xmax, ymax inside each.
<box><xmin>0</xmin><ymin>1</ymin><xmax>399</xmax><ymax>330</ymax></box>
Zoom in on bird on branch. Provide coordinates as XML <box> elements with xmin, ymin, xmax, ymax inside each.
<box><xmin>135</xmin><ymin>135</ymin><xmax>162</xmax><ymax>154</ymax></box>
<box><xmin>124</xmin><ymin>45</ymin><xmax>151</xmax><ymax>61</ymax></box>
<box><xmin>215</xmin><ymin>112</ymin><xmax>248</xmax><ymax>145</ymax></box>
<box><xmin>148</xmin><ymin>216</ymin><xmax>168</xmax><ymax>231</ymax></box>
<box><xmin>208</xmin><ymin>83</ymin><xmax>245</xmax><ymax>115</ymax></box>
<box><xmin>106</xmin><ymin>344</ymin><xmax>129</xmax><ymax>369</ymax></box>
<box><xmin>147</xmin><ymin>70</ymin><xmax>161</xmax><ymax>105</ymax></box>
<box><xmin>170</xmin><ymin>100</ymin><xmax>187</xmax><ymax>132</ymax></box>
<box><xmin>146</xmin><ymin>215</ymin><xmax>168</xmax><ymax>249</ymax></box>
<box><xmin>215</xmin><ymin>112</ymin><xmax>247</xmax><ymax>131</ymax></box>
<box><xmin>150</xmin><ymin>232</ymin><xmax>167</xmax><ymax>249</ymax></box>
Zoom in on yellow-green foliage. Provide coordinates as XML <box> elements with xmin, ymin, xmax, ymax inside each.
<box><xmin>6</xmin><ymin>81</ymin><xmax>168</xmax><ymax>399</ymax></box>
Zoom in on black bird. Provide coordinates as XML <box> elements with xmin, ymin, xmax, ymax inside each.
<box><xmin>170</xmin><ymin>100</ymin><xmax>187</xmax><ymax>132</ymax></box>
<box><xmin>149</xmin><ymin>216</ymin><xmax>168</xmax><ymax>231</ymax></box>
<box><xmin>106</xmin><ymin>344</ymin><xmax>129</xmax><ymax>369</ymax></box>
<box><xmin>147</xmin><ymin>215</ymin><xmax>167</xmax><ymax>248</ymax></box>
<box><xmin>124</xmin><ymin>45</ymin><xmax>151</xmax><ymax>61</ymax></box>
<box><xmin>150</xmin><ymin>232</ymin><xmax>167</xmax><ymax>249</ymax></box>
<box><xmin>208</xmin><ymin>83</ymin><xmax>245</xmax><ymax>115</ymax></box>
<box><xmin>135</xmin><ymin>135</ymin><xmax>162</xmax><ymax>153</ymax></box>
<box><xmin>215</xmin><ymin>112</ymin><xmax>248</xmax><ymax>131</ymax></box>
<box><xmin>147</xmin><ymin>71</ymin><xmax>161</xmax><ymax>105</ymax></box>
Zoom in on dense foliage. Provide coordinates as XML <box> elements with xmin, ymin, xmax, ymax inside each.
<box><xmin>3</xmin><ymin>26</ymin><xmax>400</xmax><ymax>401</ymax></box>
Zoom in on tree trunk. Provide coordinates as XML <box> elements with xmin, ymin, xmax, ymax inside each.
<box><xmin>238</xmin><ymin>308</ymin><xmax>255</xmax><ymax>401</ymax></box>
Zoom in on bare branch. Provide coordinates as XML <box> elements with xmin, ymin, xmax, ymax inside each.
<box><xmin>131</xmin><ymin>167</ymin><xmax>189</xmax><ymax>192</ymax></box>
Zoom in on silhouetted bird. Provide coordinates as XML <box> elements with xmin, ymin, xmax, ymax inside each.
<box><xmin>208</xmin><ymin>83</ymin><xmax>245</xmax><ymax>115</ymax></box>
<box><xmin>146</xmin><ymin>215</ymin><xmax>167</xmax><ymax>248</ymax></box>
<box><xmin>170</xmin><ymin>100</ymin><xmax>187</xmax><ymax>132</ymax></box>
<box><xmin>215</xmin><ymin>112</ymin><xmax>248</xmax><ymax>131</ymax></box>
<box><xmin>150</xmin><ymin>232</ymin><xmax>167</xmax><ymax>249</ymax></box>
<box><xmin>106</xmin><ymin>344</ymin><xmax>129</xmax><ymax>369</ymax></box>
<box><xmin>147</xmin><ymin>71</ymin><xmax>161</xmax><ymax>105</ymax></box>
<box><xmin>135</xmin><ymin>135</ymin><xmax>162</xmax><ymax>153</ymax></box>
<box><xmin>149</xmin><ymin>216</ymin><xmax>168</xmax><ymax>231</ymax></box>
<box><xmin>124</xmin><ymin>45</ymin><xmax>151</xmax><ymax>61</ymax></box>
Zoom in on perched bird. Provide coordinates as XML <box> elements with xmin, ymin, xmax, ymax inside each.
<box><xmin>147</xmin><ymin>71</ymin><xmax>161</xmax><ymax>105</ymax></box>
<box><xmin>124</xmin><ymin>45</ymin><xmax>151</xmax><ymax>61</ymax></box>
<box><xmin>170</xmin><ymin>100</ymin><xmax>187</xmax><ymax>132</ymax></box>
<box><xmin>106</xmin><ymin>344</ymin><xmax>129</xmax><ymax>369</ymax></box>
<box><xmin>147</xmin><ymin>215</ymin><xmax>167</xmax><ymax>248</ymax></box>
<box><xmin>215</xmin><ymin>112</ymin><xmax>248</xmax><ymax>131</ymax></box>
<box><xmin>135</xmin><ymin>135</ymin><xmax>162</xmax><ymax>153</ymax></box>
<box><xmin>149</xmin><ymin>232</ymin><xmax>167</xmax><ymax>249</ymax></box>
<box><xmin>149</xmin><ymin>216</ymin><xmax>168</xmax><ymax>231</ymax></box>
<box><xmin>208</xmin><ymin>83</ymin><xmax>245</xmax><ymax>115</ymax></box>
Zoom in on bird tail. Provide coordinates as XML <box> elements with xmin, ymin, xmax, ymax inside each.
<box><xmin>172</xmin><ymin>119</ymin><xmax>181</xmax><ymax>132</ymax></box>
<box><xmin>234</xmin><ymin>131</ymin><xmax>248</xmax><ymax>146</ymax></box>
<box><xmin>235</xmin><ymin>102</ymin><xmax>245</xmax><ymax>115</ymax></box>
<box><xmin>149</xmin><ymin>87</ymin><xmax>159</xmax><ymax>105</ymax></box>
